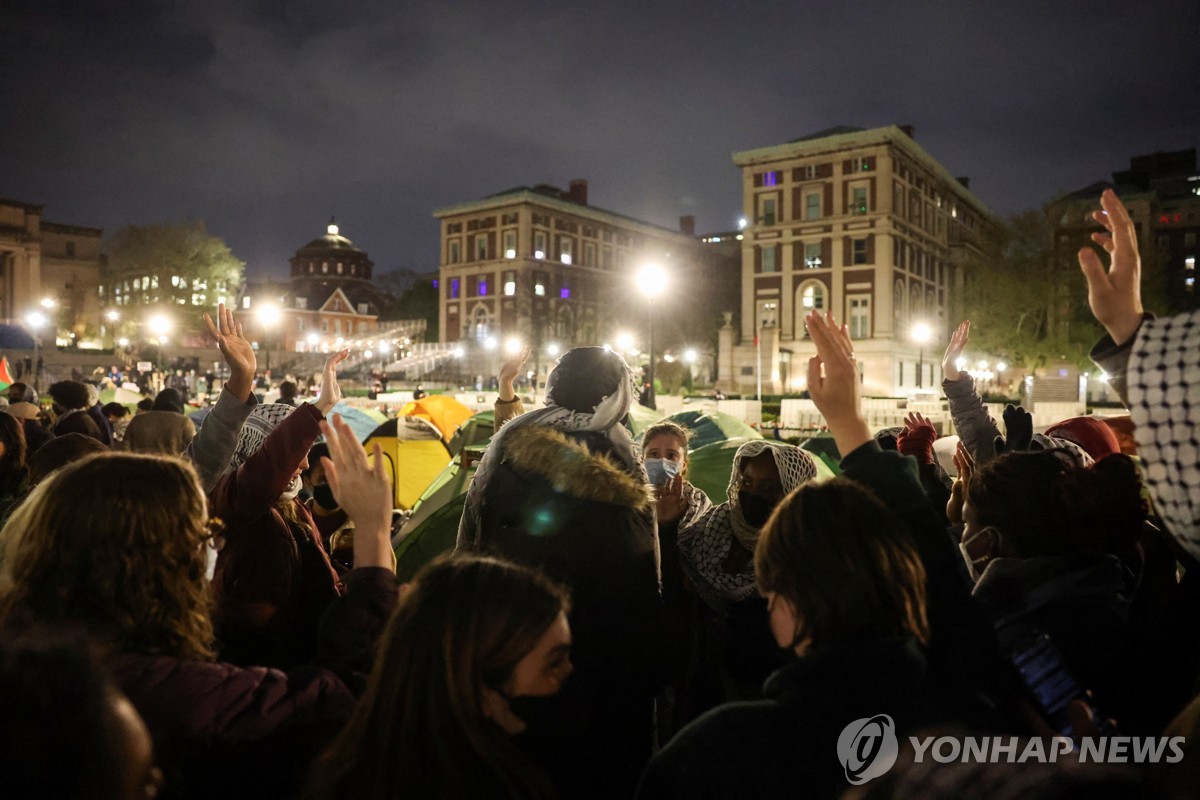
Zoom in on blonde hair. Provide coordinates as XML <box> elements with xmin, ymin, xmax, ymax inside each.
<box><xmin>0</xmin><ymin>453</ymin><xmax>215</xmax><ymax>660</ymax></box>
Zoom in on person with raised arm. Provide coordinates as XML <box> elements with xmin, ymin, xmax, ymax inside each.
<box><xmin>494</xmin><ymin>343</ymin><xmax>532</xmax><ymax>430</ymax></box>
<box><xmin>208</xmin><ymin>349</ymin><xmax>353</xmax><ymax>669</ymax></box>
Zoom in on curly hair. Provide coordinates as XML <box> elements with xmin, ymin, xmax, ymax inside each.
<box><xmin>47</xmin><ymin>380</ymin><xmax>91</xmax><ymax>411</ymax></box>
<box><xmin>642</xmin><ymin>421</ymin><xmax>693</xmax><ymax>476</ymax></box>
<box><xmin>0</xmin><ymin>453</ymin><xmax>215</xmax><ymax>660</ymax></box>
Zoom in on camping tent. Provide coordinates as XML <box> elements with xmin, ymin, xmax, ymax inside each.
<box><xmin>327</xmin><ymin>402</ymin><xmax>386</xmax><ymax>442</ymax></box>
<box><xmin>626</xmin><ymin>403</ymin><xmax>666</xmax><ymax>439</ymax></box>
<box><xmin>364</xmin><ymin>416</ymin><xmax>453</xmax><ymax>510</ymax></box>
<box><xmin>447</xmin><ymin>410</ymin><xmax>495</xmax><ymax>455</ymax></box>
<box><xmin>662</xmin><ymin>409</ymin><xmax>762</xmax><ymax>451</ymax></box>
<box><xmin>398</xmin><ymin>395</ymin><xmax>474</xmax><ymax>443</ymax></box>
<box><xmin>391</xmin><ymin>445</ymin><xmax>486</xmax><ymax>581</ymax></box>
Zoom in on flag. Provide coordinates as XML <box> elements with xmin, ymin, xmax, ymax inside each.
<box><xmin>0</xmin><ymin>356</ymin><xmax>13</xmax><ymax>390</ymax></box>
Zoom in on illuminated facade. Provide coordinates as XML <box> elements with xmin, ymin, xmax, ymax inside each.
<box><xmin>723</xmin><ymin>125</ymin><xmax>994</xmax><ymax>396</ymax></box>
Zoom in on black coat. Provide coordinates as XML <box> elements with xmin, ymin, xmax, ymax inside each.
<box><xmin>472</xmin><ymin>425</ymin><xmax>665</xmax><ymax>799</ymax></box>
<box><xmin>638</xmin><ymin>637</ymin><xmax>941</xmax><ymax>800</ymax></box>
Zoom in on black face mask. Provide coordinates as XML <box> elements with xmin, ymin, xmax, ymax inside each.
<box><xmin>311</xmin><ymin>483</ymin><xmax>338</xmax><ymax>511</ymax></box>
<box><xmin>504</xmin><ymin>692</ymin><xmax>564</xmax><ymax>736</ymax></box>
<box><xmin>738</xmin><ymin>491</ymin><xmax>776</xmax><ymax>528</ymax></box>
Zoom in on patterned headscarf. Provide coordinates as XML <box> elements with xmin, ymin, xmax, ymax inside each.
<box><xmin>457</xmin><ymin>347</ymin><xmax>644</xmax><ymax>549</ymax></box>
<box><xmin>678</xmin><ymin>440</ymin><xmax>820</xmax><ymax>609</ymax></box>
<box><xmin>1128</xmin><ymin>311</ymin><xmax>1200</xmax><ymax>560</ymax></box>
<box><xmin>230</xmin><ymin>403</ymin><xmax>297</xmax><ymax>469</ymax></box>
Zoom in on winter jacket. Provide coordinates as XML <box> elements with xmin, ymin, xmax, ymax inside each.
<box><xmin>122</xmin><ymin>410</ymin><xmax>197</xmax><ymax>456</ymax></box>
<box><xmin>493</xmin><ymin>395</ymin><xmax>524</xmax><ymax>430</ymax></box>
<box><xmin>637</xmin><ymin>636</ymin><xmax>943</xmax><ymax>800</ymax></box>
<box><xmin>468</xmin><ymin>424</ymin><xmax>664</xmax><ymax>799</ymax></box>
<box><xmin>86</xmin><ymin>403</ymin><xmax>113</xmax><ymax>446</ymax></box>
<box><xmin>112</xmin><ymin>567</ymin><xmax>396</xmax><ymax>800</ymax></box>
<box><xmin>943</xmin><ymin>375</ymin><xmax>1003</xmax><ymax>465</ymax></box>
<box><xmin>210</xmin><ymin>403</ymin><xmax>341</xmax><ymax>669</ymax></box>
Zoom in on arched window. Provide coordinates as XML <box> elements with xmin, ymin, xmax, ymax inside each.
<box><xmin>910</xmin><ymin>284</ymin><xmax>923</xmax><ymax>317</ymax></box>
<box><xmin>893</xmin><ymin>279</ymin><xmax>906</xmax><ymax>330</ymax></box>
<box><xmin>471</xmin><ymin>305</ymin><xmax>493</xmax><ymax>341</ymax></box>
<box><xmin>796</xmin><ymin>280</ymin><xmax>826</xmax><ymax>337</ymax></box>
<box><xmin>337</xmin><ymin>262</ymin><xmax>344</xmax><ymax>274</ymax></box>
<box><xmin>322</xmin><ymin>262</ymin><xmax>329</xmax><ymax>274</ymax></box>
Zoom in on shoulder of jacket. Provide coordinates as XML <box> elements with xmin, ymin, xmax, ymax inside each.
<box><xmin>503</xmin><ymin>426</ymin><xmax>653</xmax><ymax>511</ymax></box>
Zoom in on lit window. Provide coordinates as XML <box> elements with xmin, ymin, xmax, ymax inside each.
<box><xmin>804</xmin><ymin>243</ymin><xmax>822</xmax><ymax>268</ymax></box>
<box><xmin>560</xmin><ymin>286</ymin><xmax>571</xmax><ymax>299</ymax></box>
<box><xmin>504</xmin><ymin>281</ymin><xmax>516</xmax><ymax>296</ymax></box>
<box><xmin>800</xmin><ymin>282</ymin><xmax>825</xmax><ymax>311</ymax></box>
<box><xmin>478</xmin><ymin>278</ymin><xmax>488</xmax><ymax>296</ymax></box>
<box><xmin>561</xmin><ymin>253</ymin><xmax>572</xmax><ymax>265</ymax></box>
<box><xmin>504</xmin><ymin>230</ymin><xmax>517</xmax><ymax>259</ymax></box>
<box><xmin>849</xmin><ymin>295</ymin><xmax>871</xmax><ymax>339</ymax></box>
<box><xmin>851</xmin><ymin>186</ymin><xmax>868</xmax><ymax>215</ymax></box>
<box><xmin>560</xmin><ymin>237</ymin><xmax>574</xmax><ymax>264</ymax></box>
<box><xmin>1187</xmin><ymin>276</ymin><xmax>1196</xmax><ymax>289</ymax></box>
<box><xmin>450</xmin><ymin>278</ymin><xmax>460</xmax><ymax>299</ymax></box>
<box><xmin>535</xmin><ymin>283</ymin><xmax>545</xmax><ymax>296</ymax></box>
<box><xmin>242</xmin><ymin>296</ymin><xmax>251</xmax><ymax>309</ymax></box>
<box><xmin>534</xmin><ymin>231</ymin><xmax>547</xmax><ymax>259</ymax></box>
<box><xmin>1186</xmin><ymin>257</ymin><xmax>1195</xmax><ymax>270</ymax></box>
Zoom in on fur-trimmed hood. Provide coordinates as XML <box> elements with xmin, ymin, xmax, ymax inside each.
<box><xmin>504</xmin><ymin>426</ymin><xmax>654</xmax><ymax>511</ymax></box>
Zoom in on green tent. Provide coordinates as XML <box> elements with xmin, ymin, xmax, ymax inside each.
<box><xmin>448</xmin><ymin>411</ymin><xmax>495</xmax><ymax>456</ymax></box>
<box><xmin>627</xmin><ymin>403</ymin><xmax>666</xmax><ymax>438</ymax></box>
<box><xmin>662</xmin><ymin>409</ymin><xmax>762</xmax><ymax>450</ymax></box>
<box><xmin>686</xmin><ymin>437</ymin><xmax>837</xmax><ymax>504</ymax></box>
<box><xmin>392</xmin><ymin>445</ymin><xmax>485</xmax><ymax>580</ymax></box>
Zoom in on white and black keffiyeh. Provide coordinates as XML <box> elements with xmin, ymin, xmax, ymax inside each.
<box><xmin>457</xmin><ymin>351</ymin><xmax>644</xmax><ymax>548</ymax></box>
<box><xmin>678</xmin><ymin>440</ymin><xmax>819</xmax><ymax>610</ymax></box>
<box><xmin>1129</xmin><ymin>310</ymin><xmax>1200</xmax><ymax>560</ymax></box>
<box><xmin>230</xmin><ymin>403</ymin><xmax>296</xmax><ymax>468</ymax></box>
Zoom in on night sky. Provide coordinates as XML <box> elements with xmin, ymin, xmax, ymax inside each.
<box><xmin>2</xmin><ymin>0</ymin><xmax>1197</xmax><ymax>280</ymax></box>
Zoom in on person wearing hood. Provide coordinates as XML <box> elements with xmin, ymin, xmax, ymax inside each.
<box><xmin>46</xmin><ymin>381</ymin><xmax>104</xmax><ymax>442</ymax></box>
<box><xmin>676</xmin><ymin>439</ymin><xmax>821</xmax><ymax>715</ymax></box>
<box><xmin>2</xmin><ymin>401</ymin><xmax>53</xmax><ymax>457</ymax></box>
<box><xmin>120</xmin><ymin>387</ymin><xmax>196</xmax><ymax>456</ymax></box>
<box><xmin>209</xmin><ymin>350</ymin><xmax>349</xmax><ymax>670</ymax></box>
<box><xmin>458</xmin><ymin>345</ymin><xmax>663</xmax><ymax>800</ymax></box>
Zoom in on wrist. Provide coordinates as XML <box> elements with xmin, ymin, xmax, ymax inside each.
<box><xmin>828</xmin><ymin>418</ymin><xmax>872</xmax><ymax>458</ymax></box>
<box><xmin>498</xmin><ymin>380</ymin><xmax>516</xmax><ymax>402</ymax></box>
<box><xmin>1106</xmin><ymin>312</ymin><xmax>1144</xmax><ymax>348</ymax></box>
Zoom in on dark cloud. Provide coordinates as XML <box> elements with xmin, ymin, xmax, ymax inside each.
<box><xmin>1</xmin><ymin>0</ymin><xmax>1196</xmax><ymax>278</ymax></box>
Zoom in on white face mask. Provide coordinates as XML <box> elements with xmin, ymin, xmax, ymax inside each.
<box><xmin>644</xmin><ymin>457</ymin><xmax>682</xmax><ymax>486</ymax></box>
<box><xmin>959</xmin><ymin>527</ymin><xmax>998</xmax><ymax>583</ymax></box>
<box><xmin>279</xmin><ymin>474</ymin><xmax>303</xmax><ymax>502</ymax></box>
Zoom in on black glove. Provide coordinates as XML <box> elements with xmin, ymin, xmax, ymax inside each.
<box><xmin>994</xmin><ymin>404</ymin><xmax>1033</xmax><ymax>454</ymax></box>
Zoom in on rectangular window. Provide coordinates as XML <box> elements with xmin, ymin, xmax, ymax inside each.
<box><xmin>1185</xmin><ymin>232</ymin><xmax>1197</xmax><ymax>247</ymax></box>
<box><xmin>242</xmin><ymin>296</ymin><xmax>251</xmax><ymax>309</ymax></box>
<box><xmin>755</xmin><ymin>170</ymin><xmax>782</xmax><ymax>187</ymax></box>
<box><xmin>450</xmin><ymin>278</ymin><xmax>460</xmax><ymax>299</ymax></box>
<box><xmin>560</xmin><ymin>237</ymin><xmax>574</xmax><ymax>265</ymax></box>
<box><xmin>804</xmin><ymin>242</ymin><xmax>822</xmax><ymax>268</ymax></box>
<box><xmin>475</xmin><ymin>235</ymin><xmax>488</xmax><ymax>261</ymax></box>
<box><xmin>851</xmin><ymin>185</ymin><xmax>868</xmax><ymax>215</ymax></box>
<box><xmin>759</xmin><ymin>196</ymin><xmax>777</xmax><ymax>226</ymax></box>
<box><xmin>476</xmin><ymin>277</ymin><xmax>488</xmax><ymax>296</ymax></box>
<box><xmin>297</xmin><ymin>319</ymin><xmax>306</xmax><ymax>332</ymax></box>
<box><xmin>560</xmin><ymin>286</ymin><xmax>571</xmax><ymax>299</ymax></box>
<box><xmin>853</xmin><ymin>238</ymin><xmax>868</xmax><ymax>264</ymax></box>
<box><xmin>448</xmin><ymin>240</ymin><xmax>461</xmax><ymax>264</ymax></box>
<box><xmin>321</xmin><ymin>320</ymin><xmax>329</xmax><ymax>333</ymax></box>
<box><xmin>762</xmin><ymin>246</ymin><xmax>777</xmax><ymax>273</ymax></box>
<box><xmin>503</xmin><ymin>270</ymin><xmax>517</xmax><ymax>295</ymax></box>
<box><xmin>794</xmin><ymin>165</ymin><xmax>817</xmax><ymax>181</ymax></box>
<box><xmin>848</xmin><ymin>295</ymin><xmax>871</xmax><ymax>339</ymax></box>
<box><xmin>534</xmin><ymin>231</ymin><xmax>547</xmax><ymax>259</ymax></box>
<box><xmin>1186</xmin><ymin>257</ymin><xmax>1195</xmax><ymax>270</ymax></box>
<box><xmin>805</xmin><ymin>192</ymin><xmax>821</xmax><ymax>221</ymax></box>
<box><xmin>583</xmin><ymin>242</ymin><xmax>596</xmax><ymax>267</ymax></box>
<box><xmin>533</xmin><ymin>272</ymin><xmax>547</xmax><ymax>297</ymax></box>
<box><xmin>503</xmin><ymin>230</ymin><xmax>517</xmax><ymax>259</ymax></box>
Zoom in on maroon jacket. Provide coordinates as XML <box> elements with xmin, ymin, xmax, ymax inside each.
<box><xmin>113</xmin><ymin>567</ymin><xmax>397</xmax><ymax>800</ymax></box>
<box><xmin>210</xmin><ymin>403</ymin><xmax>341</xmax><ymax>669</ymax></box>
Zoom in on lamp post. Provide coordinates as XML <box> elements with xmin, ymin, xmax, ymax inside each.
<box><xmin>634</xmin><ymin>263</ymin><xmax>668</xmax><ymax>410</ymax></box>
<box><xmin>910</xmin><ymin>322</ymin><xmax>933</xmax><ymax>389</ymax></box>
<box><xmin>104</xmin><ymin>310</ymin><xmax>121</xmax><ymax>350</ymax></box>
<box><xmin>147</xmin><ymin>314</ymin><xmax>173</xmax><ymax>374</ymax></box>
<box><xmin>256</xmin><ymin>304</ymin><xmax>281</xmax><ymax>377</ymax></box>
<box><xmin>24</xmin><ymin>310</ymin><xmax>48</xmax><ymax>391</ymax></box>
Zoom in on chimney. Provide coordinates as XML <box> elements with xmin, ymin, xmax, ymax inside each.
<box><xmin>679</xmin><ymin>215</ymin><xmax>696</xmax><ymax>235</ymax></box>
<box><xmin>568</xmin><ymin>179</ymin><xmax>588</xmax><ymax>205</ymax></box>
<box><xmin>956</xmin><ymin>176</ymin><xmax>971</xmax><ymax>189</ymax></box>
<box><xmin>898</xmin><ymin>124</ymin><xmax>915</xmax><ymax>139</ymax></box>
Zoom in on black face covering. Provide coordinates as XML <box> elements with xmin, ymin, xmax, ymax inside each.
<box><xmin>738</xmin><ymin>491</ymin><xmax>776</xmax><ymax>528</ymax></box>
<box><xmin>312</xmin><ymin>483</ymin><xmax>338</xmax><ymax>511</ymax></box>
<box><xmin>504</xmin><ymin>692</ymin><xmax>564</xmax><ymax>735</ymax></box>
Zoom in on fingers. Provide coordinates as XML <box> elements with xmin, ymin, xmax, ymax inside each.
<box><xmin>326</xmin><ymin>349</ymin><xmax>350</xmax><ymax>371</ymax></box>
<box><xmin>370</xmin><ymin>442</ymin><xmax>385</xmax><ymax>479</ymax></box>
<box><xmin>1078</xmin><ymin>246</ymin><xmax>1108</xmax><ymax>288</ymax></box>
<box><xmin>1090</xmin><ymin>232</ymin><xmax>1115</xmax><ymax>255</ymax></box>
<box><xmin>1100</xmin><ymin>189</ymin><xmax>1136</xmax><ymax>253</ymax></box>
<box><xmin>806</xmin><ymin>355</ymin><xmax>823</xmax><ymax>394</ymax></box>
<box><xmin>320</xmin><ymin>417</ymin><xmax>346</xmax><ymax>466</ymax></box>
<box><xmin>203</xmin><ymin>313</ymin><xmax>221</xmax><ymax>343</ymax></box>
<box><xmin>320</xmin><ymin>456</ymin><xmax>341</xmax><ymax>494</ymax></box>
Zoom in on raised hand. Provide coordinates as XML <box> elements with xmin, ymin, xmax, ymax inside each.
<box><xmin>1078</xmin><ymin>189</ymin><xmax>1144</xmax><ymax>346</ymax></box>
<box><xmin>947</xmin><ymin>441</ymin><xmax>975</xmax><ymax>526</ymax></box>
<box><xmin>655</xmin><ymin>474</ymin><xmax>687</xmax><ymax>525</ymax></box>
<box><xmin>897</xmin><ymin>412</ymin><xmax>937</xmax><ymax>465</ymax></box>
<box><xmin>314</xmin><ymin>349</ymin><xmax>350</xmax><ymax>415</ymax></box>
<box><xmin>942</xmin><ymin>320</ymin><xmax>970</xmax><ymax>382</ymax></box>
<box><xmin>320</xmin><ymin>414</ymin><xmax>394</xmax><ymax>571</ymax></box>
<box><xmin>995</xmin><ymin>404</ymin><xmax>1033</xmax><ymax>454</ymax></box>
<box><xmin>498</xmin><ymin>344</ymin><xmax>531</xmax><ymax>402</ymax></box>
<box><xmin>806</xmin><ymin>310</ymin><xmax>871</xmax><ymax>457</ymax></box>
<box><xmin>203</xmin><ymin>303</ymin><xmax>256</xmax><ymax>401</ymax></box>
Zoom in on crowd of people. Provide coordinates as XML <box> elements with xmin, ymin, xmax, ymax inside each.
<box><xmin>0</xmin><ymin>189</ymin><xmax>1197</xmax><ymax>798</ymax></box>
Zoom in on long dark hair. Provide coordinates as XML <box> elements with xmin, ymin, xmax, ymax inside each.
<box><xmin>307</xmin><ymin>554</ymin><xmax>569</xmax><ymax>800</ymax></box>
<box><xmin>756</xmin><ymin>478</ymin><xmax>929</xmax><ymax>648</ymax></box>
<box><xmin>0</xmin><ymin>412</ymin><xmax>27</xmax><ymax>488</ymax></box>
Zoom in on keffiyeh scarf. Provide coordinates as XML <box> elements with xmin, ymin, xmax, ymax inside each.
<box><xmin>678</xmin><ymin>440</ymin><xmax>819</xmax><ymax>610</ymax></box>
<box><xmin>457</xmin><ymin>354</ymin><xmax>644</xmax><ymax>548</ymax></box>
<box><xmin>1129</xmin><ymin>310</ymin><xmax>1200</xmax><ymax>560</ymax></box>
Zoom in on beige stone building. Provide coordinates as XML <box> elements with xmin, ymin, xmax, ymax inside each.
<box><xmin>434</xmin><ymin>180</ymin><xmax>712</xmax><ymax>381</ymax></box>
<box><xmin>0</xmin><ymin>198</ymin><xmax>102</xmax><ymax>343</ymax></box>
<box><xmin>722</xmin><ymin>125</ymin><xmax>995</xmax><ymax>397</ymax></box>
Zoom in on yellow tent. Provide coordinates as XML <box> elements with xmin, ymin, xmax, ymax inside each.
<box><xmin>363</xmin><ymin>416</ymin><xmax>453</xmax><ymax>510</ymax></box>
<box><xmin>398</xmin><ymin>395</ymin><xmax>475</xmax><ymax>443</ymax></box>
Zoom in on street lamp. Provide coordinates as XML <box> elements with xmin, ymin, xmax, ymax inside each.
<box><xmin>25</xmin><ymin>310</ymin><xmax>47</xmax><ymax>391</ymax></box>
<box><xmin>634</xmin><ymin>263</ymin><xmax>668</xmax><ymax>410</ymax></box>
<box><xmin>148</xmin><ymin>314</ymin><xmax>173</xmax><ymax>371</ymax></box>
<box><xmin>256</xmin><ymin>304</ymin><xmax>281</xmax><ymax>375</ymax></box>
<box><xmin>306</xmin><ymin>331</ymin><xmax>320</xmax><ymax>352</ymax></box>
<box><xmin>910</xmin><ymin>322</ymin><xmax>933</xmax><ymax>389</ymax></box>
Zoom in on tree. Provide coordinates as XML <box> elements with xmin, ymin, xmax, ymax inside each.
<box><xmin>387</xmin><ymin>279</ymin><xmax>439</xmax><ymax>342</ymax></box>
<box><xmin>962</xmin><ymin>209</ymin><xmax>1102</xmax><ymax>370</ymax></box>
<box><xmin>105</xmin><ymin>221</ymin><xmax>244</xmax><ymax>316</ymax></box>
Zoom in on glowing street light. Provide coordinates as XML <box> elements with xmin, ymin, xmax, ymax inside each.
<box><xmin>483</xmin><ymin>336</ymin><xmax>498</xmax><ymax>351</ymax></box>
<box><xmin>306</xmin><ymin>331</ymin><xmax>320</xmax><ymax>350</ymax></box>
<box><xmin>634</xmin><ymin>263</ymin><xmax>669</xmax><ymax>410</ymax></box>
<box><xmin>683</xmin><ymin>348</ymin><xmax>698</xmax><ymax>364</ymax></box>
<box><xmin>40</xmin><ymin>297</ymin><xmax>57</xmax><ymax>310</ymax></box>
<box><xmin>452</xmin><ymin>345</ymin><xmax>467</xmax><ymax>359</ymax></box>
<box><xmin>910</xmin><ymin>322</ymin><xmax>933</xmax><ymax>389</ymax></box>
<box><xmin>546</xmin><ymin>342</ymin><xmax>561</xmax><ymax>357</ymax></box>
<box><xmin>615</xmin><ymin>331</ymin><xmax>635</xmax><ymax>352</ymax></box>
<box><xmin>105</xmin><ymin>310</ymin><xmax>120</xmax><ymax>322</ymax></box>
<box><xmin>147</xmin><ymin>314</ymin><xmax>172</xmax><ymax>337</ymax></box>
<box><xmin>117</xmin><ymin>337</ymin><xmax>129</xmax><ymax>348</ymax></box>
<box><xmin>256</xmin><ymin>304</ymin><xmax>281</xmax><ymax>372</ymax></box>
<box><xmin>25</xmin><ymin>310</ymin><xmax>47</xmax><ymax>331</ymax></box>
<box><xmin>504</xmin><ymin>336</ymin><xmax>523</xmax><ymax>356</ymax></box>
